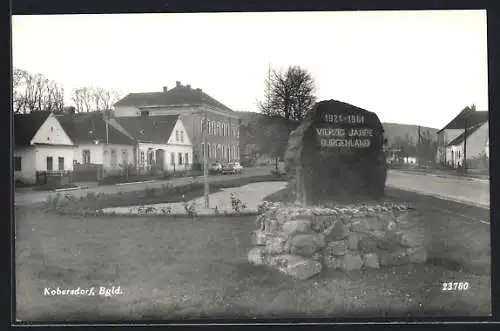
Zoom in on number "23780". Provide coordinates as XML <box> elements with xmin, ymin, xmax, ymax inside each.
<box><xmin>442</xmin><ymin>282</ymin><xmax>469</xmax><ymax>291</ymax></box>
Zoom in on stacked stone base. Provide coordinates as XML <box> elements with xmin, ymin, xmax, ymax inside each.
<box><xmin>248</xmin><ymin>201</ymin><xmax>429</xmax><ymax>280</ymax></box>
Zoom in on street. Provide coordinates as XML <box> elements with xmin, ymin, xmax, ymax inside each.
<box><xmin>14</xmin><ymin>166</ymin><xmax>274</xmax><ymax>206</ymax></box>
<box><xmin>386</xmin><ymin>170</ymin><xmax>489</xmax><ymax>209</ymax></box>
<box><xmin>14</xmin><ymin>167</ymin><xmax>490</xmax><ymax>209</ymax></box>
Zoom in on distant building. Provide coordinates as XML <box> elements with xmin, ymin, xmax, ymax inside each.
<box><xmin>436</xmin><ymin>107</ymin><xmax>488</xmax><ymax>168</ymax></box>
<box><xmin>113</xmin><ymin>81</ymin><xmax>240</xmax><ymax>164</ymax></box>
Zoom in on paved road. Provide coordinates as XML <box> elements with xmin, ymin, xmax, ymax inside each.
<box><xmin>15</xmin><ymin>167</ymin><xmax>490</xmax><ymax>209</ymax></box>
<box><xmin>386</xmin><ymin>170</ymin><xmax>489</xmax><ymax>209</ymax></box>
<box><xmin>14</xmin><ymin>166</ymin><xmax>274</xmax><ymax>206</ymax></box>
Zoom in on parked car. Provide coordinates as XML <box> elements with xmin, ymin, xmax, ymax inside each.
<box><xmin>209</xmin><ymin>161</ymin><xmax>223</xmax><ymax>174</ymax></box>
<box><xmin>221</xmin><ymin>162</ymin><xmax>243</xmax><ymax>175</ymax></box>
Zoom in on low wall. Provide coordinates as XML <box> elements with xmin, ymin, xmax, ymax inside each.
<box><xmin>248</xmin><ymin>201</ymin><xmax>429</xmax><ymax>280</ymax></box>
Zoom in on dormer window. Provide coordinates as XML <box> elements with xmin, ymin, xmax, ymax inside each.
<box><xmin>140</xmin><ymin>129</ymin><xmax>145</xmax><ymax>135</ymax></box>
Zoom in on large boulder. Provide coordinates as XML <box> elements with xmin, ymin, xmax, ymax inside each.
<box><xmin>290</xmin><ymin>233</ymin><xmax>326</xmax><ymax>257</ymax></box>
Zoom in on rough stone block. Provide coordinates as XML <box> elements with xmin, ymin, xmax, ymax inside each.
<box><xmin>376</xmin><ymin>233</ymin><xmax>401</xmax><ymax>252</ymax></box>
<box><xmin>358</xmin><ymin>236</ymin><xmax>378</xmax><ymax>253</ymax></box>
<box><xmin>282</xmin><ymin>219</ymin><xmax>313</xmax><ymax>236</ymax></box>
<box><xmin>378</xmin><ymin>250</ymin><xmax>410</xmax><ymax>266</ymax></box>
<box><xmin>407</xmin><ymin>246</ymin><xmax>428</xmax><ymax>263</ymax></box>
<box><xmin>325</xmin><ymin>240</ymin><xmax>348</xmax><ymax>256</ymax></box>
<box><xmin>290</xmin><ymin>234</ymin><xmax>325</xmax><ymax>257</ymax></box>
<box><xmin>366</xmin><ymin>216</ymin><xmax>386</xmax><ymax>230</ymax></box>
<box><xmin>338</xmin><ymin>253</ymin><xmax>364</xmax><ymax>271</ymax></box>
<box><xmin>324</xmin><ymin>220</ymin><xmax>348</xmax><ymax>241</ymax></box>
<box><xmin>248</xmin><ymin>247</ymin><xmax>267</xmax><ymax>265</ymax></box>
<box><xmin>347</xmin><ymin>233</ymin><xmax>359</xmax><ymax>250</ymax></box>
<box><xmin>251</xmin><ymin>230</ymin><xmax>269</xmax><ymax>246</ymax></box>
<box><xmin>350</xmin><ymin>218</ymin><xmax>370</xmax><ymax>232</ymax></box>
<box><xmin>270</xmin><ymin>254</ymin><xmax>322</xmax><ymax>280</ymax></box>
<box><xmin>378</xmin><ymin>210</ymin><xmax>396</xmax><ymax>223</ymax></box>
<box><xmin>363</xmin><ymin>253</ymin><xmax>380</xmax><ymax>269</ymax></box>
<box><xmin>264</xmin><ymin>235</ymin><xmax>287</xmax><ymax>254</ymax></box>
<box><xmin>399</xmin><ymin>229</ymin><xmax>427</xmax><ymax>247</ymax></box>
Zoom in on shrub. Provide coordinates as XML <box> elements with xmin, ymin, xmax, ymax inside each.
<box><xmin>230</xmin><ymin>193</ymin><xmax>246</xmax><ymax>213</ymax></box>
<box><xmin>184</xmin><ymin>201</ymin><xmax>197</xmax><ymax>217</ymax></box>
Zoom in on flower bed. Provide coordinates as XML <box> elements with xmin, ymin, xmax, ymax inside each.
<box><xmin>248</xmin><ymin>201</ymin><xmax>429</xmax><ymax>280</ymax></box>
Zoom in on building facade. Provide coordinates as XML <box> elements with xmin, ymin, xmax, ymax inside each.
<box><xmin>109</xmin><ymin>115</ymin><xmax>193</xmax><ymax>173</ymax></box>
<box><xmin>436</xmin><ymin>107</ymin><xmax>488</xmax><ymax>168</ymax></box>
<box><xmin>113</xmin><ymin>81</ymin><xmax>240</xmax><ymax>165</ymax></box>
<box><xmin>14</xmin><ymin>112</ymin><xmax>76</xmax><ymax>184</ymax></box>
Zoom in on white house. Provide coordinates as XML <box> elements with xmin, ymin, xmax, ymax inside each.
<box><xmin>108</xmin><ymin>115</ymin><xmax>193</xmax><ymax>173</ymax></box>
<box><xmin>445</xmin><ymin>121</ymin><xmax>489</xmax><ymax>168</ymax></box>
<box><xmin>14</xmin><ymin>111</ymin><xmax>76</xmax><ymax>184</ymax></box>
<box><xmin>56</xmin><ymin>110</ymin><xmax>137</xmax><ymax>178</ymax></box>
<box><xmin>436</xmin><ymin>107</ymin><xmax>488</xmax><ymax>168</ymax></box>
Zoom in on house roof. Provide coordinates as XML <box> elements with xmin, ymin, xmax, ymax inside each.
<box><xmin>437</xmin><ymin>108</ymin><xmax>488</xmax><ymax>133</ymax></box>
<box><xmin>447</xmin><ymin>122</ymin><xmax>485</xmax><ymax>147</ymax></box>
<box><xmin>112</xmin><ymin>115</ymin><xmax>180</xmax><ymax>144</ymax></box>
<box><xmin>14</xmin><ymin>111</ymin><xmax>52</xmax><ymax>146</ymax></box>
<box><xmin>55</xmin><ymin>111</ymin><xmax>136</xmax><ymax>145</ymax></box>
<box><xmin>114</xmin><ymin>84</ymin><xmax>234</xmax><ymax>113</ymax></box>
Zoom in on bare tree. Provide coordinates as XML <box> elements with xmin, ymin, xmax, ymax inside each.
<box><xmin>12</xmin><ymin>68</ymin><xmax>65</xmax><ymax>113</ymax></box>
<box><xmin>72</xmin><ymin>86</ymin><xmax>122</xmax><ymax>112</ymax></box>
<box><xmin>258</xmin><ymin>65</ymin><xmax>317</xmax><ymax>122</ymax></box>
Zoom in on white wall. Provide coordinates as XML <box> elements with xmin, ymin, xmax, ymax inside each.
<box><xmin>73</xmin><ymin>144</ymin><xmax>104</xmax><ymax>164</ymax></box>
<box><xmin>31</xmin><ymin>114</ymin><xmax>74</xmax><ymax>146</ymax></box>
<box><xmin>34</xmin><ymin>145</ymin><xmax>75</xmax><ymax>172</ymax></box>
<box><xmin>14</xmin><ymin>147</ymin><xmax>37</xmax><ymax>184</ymax></box>
<box><xmin>103</xmin><ymin>144</ymin><xmax>136</xmax><ymax>171</ymax></box>
<box><xmin>445</xmin><ymin>122</ymin><xmax>488</xmax><ymax>168</ymax></box>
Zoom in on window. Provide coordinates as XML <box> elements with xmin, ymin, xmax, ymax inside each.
<box><xmin>140</xmin><ymin>151</ymin><xmax>145</xmax><ymax>165</ymax></box>
<box><xmin>207</xmin><ymin>120</ymin><xmax>211</xmax><ymax>135</ymax></box>
<box><xmin>207</xmin><ymin>143</ymin><xmax>211</xmax><ymax>158</ymax></box>
<box><xmin>185</xmin><ymin>153</ymin><xmax>189</xmax><ymax>165</ymax></box>
<box><xmin>122</xmin><ymin>149</ymin><xmax>128</xmax><ymax>164</ymax></box>
<box><xmin>140</xmin><ymin>110</ymin><xmax>149</xmax><ymax>117</ymax></box>
<box><xmin>180</xmin><ymin>131</ymin><xmax>184</xmax><ymax>143</ymax></box>
<box><xmin>176</xmin><ymin>130</ymin><xmax>179</xmax><ymax>142</ymax></box>
<box><xmin>14</xmin><ymin>156</ymin><xmax>21</xmax><ymax>171</ymax></box>
<box><xmin>178</xmin><ymin>153</ymin><xmax>183</xmax><ymax>165</ymax></box>
<box><xmin>111</xmin><ymin>149</ymin><xmax>117</xmax><ymax>168</ymax></box>
<box><xmin>58</xmin><ymin>157</ymin><xmax>65</xmax><ymax>171</ymax></box>
<box><xmin>50</xmin><ymin>127</ymin><xmax>54</xmax><ymax>132</ymax></box>
<box><xmin>82</xmin><ymin>150</ymin><xmax>91</xmax><ymax>164</ymax></box>
<box><xmin>217</xmin><ymin>121</ymin><xmax>220</xmax><ymax>136</ymax></box>
<box><xmin>201</xmin><ymin>143</ymin><xmax>205</xmax><ymax>156</ymax></box>
<box><xmin>46</xmin><ymin>157</ymin><xmax>53</xmax><ymax>171</ymax></box>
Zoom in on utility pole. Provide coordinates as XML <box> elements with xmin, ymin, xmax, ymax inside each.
<box><xmin>463</xmin><ymin>117</ymin><xmax>467</xmax><ymax>172</ymax></box>
<box><xmin>201</xmin><ymin>92</ymin><xmax>210</xmax><ymax>208</ymax></box>
<box><xmin>417</xmin><ymin>125</ymin><xmax>421</xmax><ymax>169</ymax></box>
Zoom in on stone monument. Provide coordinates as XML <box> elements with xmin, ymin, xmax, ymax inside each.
<box><xmin>248</xmin><ymin>100</ymin><xmax>429</xmax><ymax>280</ymax></box>
<box><xmin>284</xmin><ymin>99</ymin><xmax>387</xmax><ymax>205</ymax></box>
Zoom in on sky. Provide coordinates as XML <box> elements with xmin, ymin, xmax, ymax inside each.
<box><xmin>12</xmin><ymin>10</ymin><xmax>488</xmax><ymax>129</ymax></box>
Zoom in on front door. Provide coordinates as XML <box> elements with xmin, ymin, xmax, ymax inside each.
<box><xmin>155</xmin><ymin>149</ymin><xmax>165</xmax><ymax>171</ymax></box>
<box><xmin>46</xmin><ymin>157</ymin><xmax>53</xmax><ymax>171</ymax></box>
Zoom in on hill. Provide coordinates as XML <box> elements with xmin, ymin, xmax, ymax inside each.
<box><xmin>237</xmin><ymin>111</ymin><xmax>438</xmax><ymax>148</ymax></box>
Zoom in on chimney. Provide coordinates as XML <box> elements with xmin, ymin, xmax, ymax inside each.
<box><xmin>176</xmin><ymin>81</ymin><xmax>181</xmax><ymax>87</ymax></box>
<box><xmin>186</xmin><ymin>84</ymin><xmax>191</xmax><ymax>89</ymax></box>
<box><xmin>162</xmin><ymin>86</ymin><xmax>168</xmax><ymax>92</ymax></box>
<box><xmin>196</xmin><ymin>88</ymin><xmax>202</xmax><ymax>92</ymax></box>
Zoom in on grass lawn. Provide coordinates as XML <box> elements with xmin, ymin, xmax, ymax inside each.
<box><xmin>15</xmin><ymin>202</ymin><xmax>491</xmax><ymax>322</ymax></box>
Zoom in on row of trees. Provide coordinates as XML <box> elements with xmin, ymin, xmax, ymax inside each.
<box><xmin>391</xmin><ymin>130</ymin><xmax>438</xmax><ymax>163</ymax></box>
<box><xmin>13</xmin><ymin>68</ymin><xmax>122</xmax><ymax>114</ymax></box>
